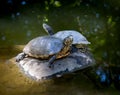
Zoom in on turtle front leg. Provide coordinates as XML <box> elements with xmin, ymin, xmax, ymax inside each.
<box><xmin>48</xmin><ymin>55</ymin><xmax>57</xmax><ymax>68</ymax></box>
<box><xmin>16</xmin><ymin>52</ymin><xmax>26</xmax><ymax>62</ymax></box>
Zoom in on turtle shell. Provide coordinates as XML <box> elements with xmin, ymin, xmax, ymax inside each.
<box><xmin>53</xmin><ymin>30</ymin><xmax>90</xmax><ymax>45</ymax></box>
<box><xmin>23</xmin><ymin>36</ymin><xmax>63</xmax><ymax>59</ymax></box>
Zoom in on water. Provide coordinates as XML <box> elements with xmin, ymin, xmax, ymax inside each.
<box><xmin>0</xmin><ymin>1</ymin><xmax>120</xmax><ymax>95</ymax></box>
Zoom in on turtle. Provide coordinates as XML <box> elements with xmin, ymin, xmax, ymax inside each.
<box><xmin>43</xmin><ymin>23</ymin><xmax>90</xmax><ymax>52</ymax></box>
<box><xmin>16</xmin><ymin>35</ymin><xmax>73</xmax><ymax>66</ymax></box>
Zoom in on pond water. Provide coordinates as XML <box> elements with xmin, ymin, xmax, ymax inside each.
<box><xmin>0</xmin><ymin>1</ymin><xmax>120</xmax><ymax>95</ymax></box>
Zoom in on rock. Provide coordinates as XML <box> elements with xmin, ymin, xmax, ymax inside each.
<box><xmin>16</xmin><ymin>50</ymin><xmax>95</xmax><ymax>81</ymax></box>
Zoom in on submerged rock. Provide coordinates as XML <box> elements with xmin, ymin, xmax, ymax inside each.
<box><xmin>16</xmin><ymin>49</ymin><xmax>95</xmax><ymax>81</ymax></box>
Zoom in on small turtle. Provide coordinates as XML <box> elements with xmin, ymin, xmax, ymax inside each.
<box><xmin>16</xmin><ymin>35</ymin><xmax>73</xmax><ymax>66</ymax></box>
<box><xmin>43</xmin><ymin>23</ymin><xmax>90</xmax><ymax>52</ymax></box>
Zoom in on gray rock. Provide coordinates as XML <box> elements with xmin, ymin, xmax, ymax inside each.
<box><xmin>16</xmin><ymin>49</ymin><xmax>95</xmax><ymax>81</ymax></box>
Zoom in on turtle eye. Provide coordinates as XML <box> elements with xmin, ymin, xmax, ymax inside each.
<box><xmin>69</xmin><ymin>35</ymin><xmax>73</xmax><ymax>39</ymax></box>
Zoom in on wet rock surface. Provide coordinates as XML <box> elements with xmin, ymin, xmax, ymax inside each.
<box><xmin>16</xmin><ymin>49</ymin><xmax>95</xmax><ymax>81</ymax></box>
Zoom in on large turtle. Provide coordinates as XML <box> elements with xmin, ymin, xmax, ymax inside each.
<box><xmin>16</xmin><ymin>35</ymin><xmax>73</xmax><ymax>66</ymax></box>
<box><xmin>43</xmin><ymin>23</ymin><xmax>90</xmax><ymax>52</ymax></box>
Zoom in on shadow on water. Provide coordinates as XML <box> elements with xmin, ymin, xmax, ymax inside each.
<box><xmin>0</xmin><ymin>0</ymin><xmax>120</xmax><ymax>95</ymax></box>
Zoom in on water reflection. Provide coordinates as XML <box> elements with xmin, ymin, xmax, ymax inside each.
<box><xmin>21</xmin><ymin>1</ymin><xmax>27</xmax><ymax>5</ymax></box>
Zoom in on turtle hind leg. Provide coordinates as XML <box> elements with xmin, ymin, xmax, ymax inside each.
<box><xmin>16</xmin><ymin>52</ymin><xmax>26</xmax><ymax>62</ymax></box>
<box><xmin>48</xmin><ymin>55</ymin><xmax>56</xmax><ymax>68</ymax></box>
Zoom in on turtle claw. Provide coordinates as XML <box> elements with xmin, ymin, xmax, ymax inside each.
<box><xmin>16</xmin><ymin>53</ymin><xmax>26</xmax><ymax>62</ymax></box>
<box><xmin>48</xmin><ymin>63</ymin><xmax>54</xmax><ymax>69</ymax></box>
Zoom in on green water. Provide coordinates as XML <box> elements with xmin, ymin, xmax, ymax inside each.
<box><xmin>0</xmin><ymin>1</ymin><xmax>120</xmax><ymax>95</ymax></box>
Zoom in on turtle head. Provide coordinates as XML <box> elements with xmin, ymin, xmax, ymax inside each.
<box><xmin>64</xmin><ymin>35</ymin><xmax>73</xmax><ymax>46</ymax></box>
<box><xmin>42</xmin><ymin>23</ymin><xmax>54</xmax><ymax>35</ymax></box>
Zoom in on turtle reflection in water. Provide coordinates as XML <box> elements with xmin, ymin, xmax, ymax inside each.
<box><xmin>16</xmin><ymin>35</ymin><xmax>73</xmax><ymax>67</ymax></box>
